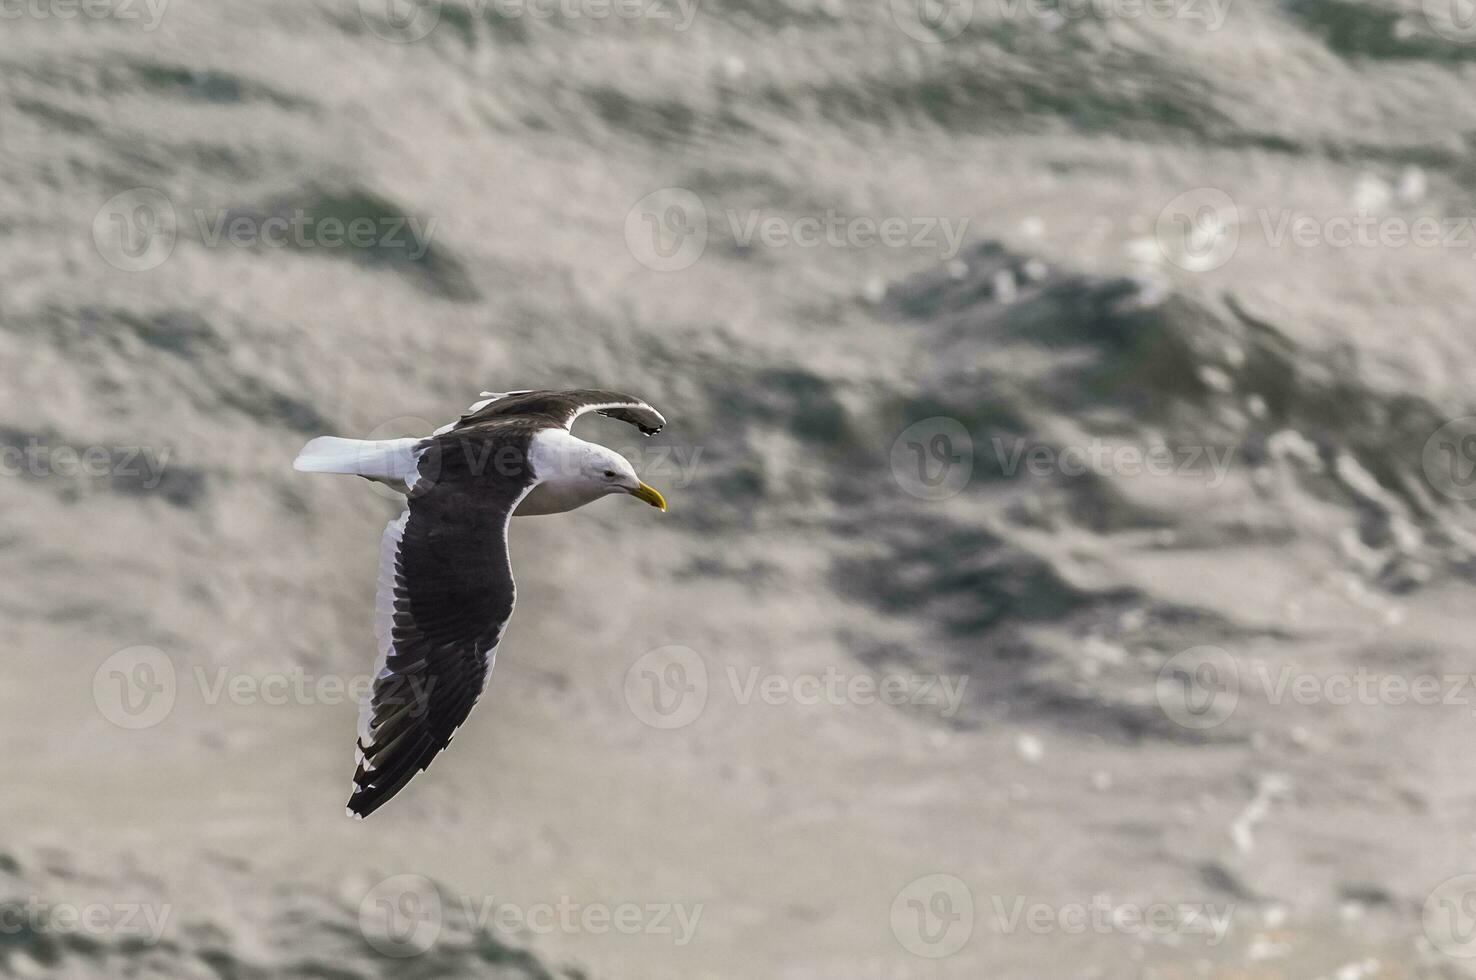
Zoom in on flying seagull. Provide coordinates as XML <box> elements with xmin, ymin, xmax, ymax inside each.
<box><xmin>293</xmin><ymin>389</ymin><xmax>667</xmax><ymax>818</ymax></box>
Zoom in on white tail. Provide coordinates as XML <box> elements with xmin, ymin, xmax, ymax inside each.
<box><xmin>294</xmin><ymin>436</ymin><xmax>424</xmax><ymax>491</ymax></box>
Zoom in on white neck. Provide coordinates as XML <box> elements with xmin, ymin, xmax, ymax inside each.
<box><xmin>517</xmin><ymin>429</ymin><xmax>608</xmax><ymax>517</ymax></box>
<box><xmin>527</xmin><ymin>428</ymin><xmax>597</xmax><ymax>482</ymax></box>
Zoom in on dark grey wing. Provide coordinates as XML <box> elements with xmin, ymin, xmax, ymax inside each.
<box><xmin>349</xmin><ymin>427</ymin><xmax>538</xmax><ymax>819</ymax></box>
<box><xmin>448</xmin><ymin>389</ymin><xmax>666</xmax><ymax>436</ymax></box>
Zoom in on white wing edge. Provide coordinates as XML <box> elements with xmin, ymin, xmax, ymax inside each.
<box><xmin>562</xmin><ymin>399</ymin><xmax>667</xmax><ymax>432</ymax></box>
<box><xmin>362</xmin><ymin>508</ymin><xmax>410</xmax><ymax>754</ymax></box>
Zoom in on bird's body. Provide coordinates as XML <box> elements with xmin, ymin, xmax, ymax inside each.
<box><xmin>294</xmin><ymin>389</ymin><xmax>667</xmax><ymax>818</ymax></box>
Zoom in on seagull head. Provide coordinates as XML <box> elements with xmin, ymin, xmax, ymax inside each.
<box><xmin>586</xmin><ymin>445</ymin><xmax>666</xmax><ymax>511</ymax></box>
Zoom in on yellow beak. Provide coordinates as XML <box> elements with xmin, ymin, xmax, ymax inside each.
<box><xmin>629</xmin><ymin>481</ymin><xmax>667</xmax><ymax>511</ymax></box>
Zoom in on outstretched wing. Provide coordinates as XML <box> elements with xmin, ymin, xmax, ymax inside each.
<box><xmin>445</xmin><ymin>389</ymin><xmax>666</xmax><ymax>436</ymax></box>
<box><xmin>349</xmin><ymin>427</ymin><xmax>539</xmax><ymax>819</ymax></box>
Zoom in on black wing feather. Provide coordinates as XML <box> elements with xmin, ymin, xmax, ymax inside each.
<box><xmin>347</xmin><ymin>428</ymin><xmax>536</xmax><ymax>819</ymax></box>
<box><xmin>451</xmin><ymin>388</ymin><xmax>666</xmax><ymax>436</ymax></box>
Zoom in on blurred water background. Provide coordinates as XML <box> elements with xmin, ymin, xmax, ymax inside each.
<box><xmin>4</xmin><ymin>0</ymin><xmax>1476</xmax><ymax>976</ymax></box>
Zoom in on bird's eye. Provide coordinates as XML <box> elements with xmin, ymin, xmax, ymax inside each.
<box><xmin>603</xmin><ymin>470</ymin><xmax>617</xmax><ymax>478</ymax></box>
